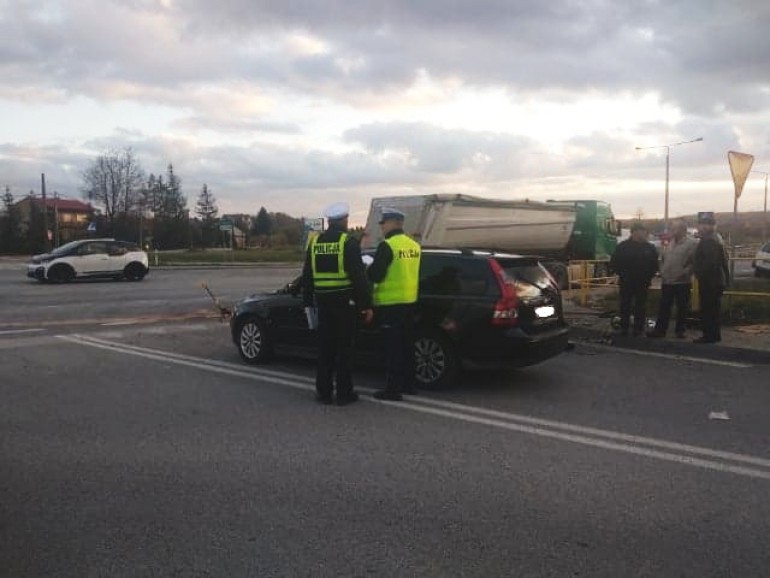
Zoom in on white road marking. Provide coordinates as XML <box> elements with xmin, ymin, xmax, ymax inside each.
<box><xmin>91</xmin><ymin>322</ymin><xmax>216</xmax><ymax>339</ymax></box>
<box><xmin>58</xmin><ymin>334</ymin><xmax>770</xmax><ymax>481</ymax></box>
<box><xmin>578</xmin><ymin>342</ymin><xmax>753</xmax><ymax>368</ymax></box>
<box><xmin>0</xmin><ymin>328</ymin><xmax>47</xmax><ymax>336</ymax></box>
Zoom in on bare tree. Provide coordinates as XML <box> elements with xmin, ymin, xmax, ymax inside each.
<box><xmin>82</xmin><ymin>147</ymin><xmax>145</xmax><ymax>225</ymax></box>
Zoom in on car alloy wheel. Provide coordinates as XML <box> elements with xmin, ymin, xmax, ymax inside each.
<box><xmin>237</xmin><ymin>317</ymin><xmax>271</xmax><ymax>364</ymax></box>
<box><xmin>123</xmin><ymin>263</ymin><xmax>146</xmax><ymax>281</ymax></box>
<box><xmin>47</xmin><ymin>264</ymin><xmax>74</xmax><ymax>284</ymax></box>
<box><xmin>413</xmin><ymin>330</ymin><xmax>458</xmax><ymax>389</ymax></box>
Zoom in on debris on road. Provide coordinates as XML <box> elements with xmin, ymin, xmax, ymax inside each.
<box><xmin>200</xmin><ymin>282</ymin><xmax>232</xmax><ymax>322</ymax></box>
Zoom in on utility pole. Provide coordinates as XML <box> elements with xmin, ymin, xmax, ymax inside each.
<box><xmin>53</xmin><ymin>191</ymin><xmax>60</xmax><ymax>247</ymax></box>
<box><xmin>752</xmin><ymin>171</ymin><xmax>769</xmax><ymax>242</ymax></box>
<box><xmin>41</xmin><ymin>173</ymin><xmax>50</xmax><ymax>251</ymax></box>
<box><xmin>635</xmin><ymin>137</ymin><xmax>703</xmax><ymax>233</ymax></box>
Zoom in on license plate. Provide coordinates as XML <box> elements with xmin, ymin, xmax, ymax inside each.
<box><xmin>535</xmin><ymin>305</ymin><xmax>555</xmax><ymax>318</ymax></box>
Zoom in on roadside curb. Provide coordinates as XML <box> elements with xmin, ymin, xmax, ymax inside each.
<box><xmin>151</xmin><ymin>263</ymin><xmax>302</xmax><ymax>270</ymax></box>
<box><xmin>568</xmin><ymin>325</ymin><xmax>770</xmax><ymax>365</ymax></box>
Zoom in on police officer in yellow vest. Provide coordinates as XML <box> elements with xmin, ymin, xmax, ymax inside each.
<box><xmin>367</xmin><ymin>207</ymin><xmax>421</xmax><ymax>401</ymax></box>
<box><xmin>302</xmin><ymin>202</ymin><xmax>373</xmax><ymax>405</ymax></box>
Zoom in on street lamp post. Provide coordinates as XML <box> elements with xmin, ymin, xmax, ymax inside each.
<box><xmin>635</xmin><ymin>137</ymin><xmax>703</xmax><ymax>233</ymax></box>
<box><xmin>752</xmin><ymin>171</ymin><xmax>769</xmax><ymax>242</ymax></box>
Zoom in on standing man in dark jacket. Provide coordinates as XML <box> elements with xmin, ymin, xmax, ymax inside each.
<box><xmin>610</xmin><ymin>221</ymin><xmax>659</xmax><ymax>336</ymax></box>
<box><xmin>302</xmin><ymin>202</ymin><xmax>373</xmax><ymax>405</ymax></box>
<box><xmin>693</xmin><ymin>212</ymin><xmax>730</xmax><ymax>344</ymax></box>
<box><xmin>367</xmin><ymin>208</ymin><xmax>421</xmax><ymax>401</ymax></box>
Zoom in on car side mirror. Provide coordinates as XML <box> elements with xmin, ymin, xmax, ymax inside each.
<box><xmin>286</xmin><ymin>282</ymin><xmax>300</xmax><ymax>296</ymax></box>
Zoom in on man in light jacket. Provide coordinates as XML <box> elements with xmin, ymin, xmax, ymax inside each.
<box><xmin>647</xmin><ymin>220</ymin><xmax>699</xmax><ymax>339</ymax></box>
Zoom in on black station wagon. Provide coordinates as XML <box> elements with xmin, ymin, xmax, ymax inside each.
<box><xmin>230</xmin><ymin>249</ymin><xmax>570</xmax><ymax>388</ymax></box>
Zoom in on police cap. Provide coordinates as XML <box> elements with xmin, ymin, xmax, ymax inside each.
<box><xmin>378</xmin><ymin>207</ymin><xmax>405</xmax><ymax>224</ymax></box>
<box><xmin>323</xmin><ymin>202</ymin><xmax>349</xmax><ymax>221</ymax></box>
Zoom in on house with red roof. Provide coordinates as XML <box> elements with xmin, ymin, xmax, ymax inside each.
<box><xmin>15</xmin><ymin>195</ymin><xmax>96</xmax><ymax>244</ymax></box>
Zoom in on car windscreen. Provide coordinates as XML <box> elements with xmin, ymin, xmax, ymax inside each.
<box><xmin>50</xmin><ymin>241</ymin><xmax>83</xmax><ymax>256</ymax></box>
<box><xmin>493</xmin><ymin>258</ymin><xmax>556</xmax><ymax>299</ymax></box>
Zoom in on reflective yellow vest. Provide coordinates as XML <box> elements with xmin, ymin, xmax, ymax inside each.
<box><xmin>373</xmin><ymin>234</ymin><xmax>421</xmax><ymax>306</ymax></box>
<box><xmin>311</xmin><ymin>233</ymin><xmax>352</xmax><ymax>292</ymax></box>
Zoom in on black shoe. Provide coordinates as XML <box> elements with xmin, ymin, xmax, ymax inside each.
<box><xmin>646</xmin><ymin>330</ymin><xmax>665</xmax><ymax>339</ymax></box>
<box><xmin>315</xmin><ymin>394</ymin><xmax>333</xmax><ymax>405</ymax></box>
<box><xmin>336</xmin><ymin>392</ymin><xmax>359</xmax><ymax>406</ymax></box>
<box><xmin>693</xmin><ymin>336</ymin><xmax>717</xmax><ymax>344</ymax></box>
<box><xmin>402</xmin><ymin>387</ymin><xmax>418</xmax><ymax>395</ymax></box>
<box><xmin>373</xmin><ymin>389</ymin><xmax>403</xmax><ymax>401</ymax></box>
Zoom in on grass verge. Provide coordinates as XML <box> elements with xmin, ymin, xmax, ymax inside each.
<box><xmin>152</xmin><ymin>248</ymin><xmax>304</xmax><ymax>265</ymax></box>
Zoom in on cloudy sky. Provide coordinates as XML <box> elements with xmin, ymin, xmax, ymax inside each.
<box><xmin>2</xmin><ymin>0</ymin><xmax>769</xmax><ymax>224</ymax></box>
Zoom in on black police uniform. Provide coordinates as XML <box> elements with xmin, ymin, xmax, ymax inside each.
<box><xmin>302</xmin><ymin>225</ymin><xmax>371</xmax><ymax>404</ymax></box>
<box><xmin>367</xmin><ymin>227</ymin><xmax>421</xmax><ymax>399</ymax></box>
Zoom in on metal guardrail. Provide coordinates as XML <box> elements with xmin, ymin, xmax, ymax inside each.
<box><xmin>566</xmin><ymin>259</ymin><xmax>770</xmax><ymax>310</ymax></box>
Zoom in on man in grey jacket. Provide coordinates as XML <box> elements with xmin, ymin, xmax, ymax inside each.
<box><xmin>647</xmin><ymin>220</ymin><xmax>699</xmax><ymax>339</ymax></box>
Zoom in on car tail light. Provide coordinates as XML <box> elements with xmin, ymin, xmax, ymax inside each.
<box><xmin>488</xmin><ymin>259</ymin><xmax>519</xmax><ymax>326</ymax></box>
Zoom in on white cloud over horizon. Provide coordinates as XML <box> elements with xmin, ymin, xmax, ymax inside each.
<box><xmin>1</xmin><ymin>0</ymin><xmax>769</xmax><ymax>225</ymax></box>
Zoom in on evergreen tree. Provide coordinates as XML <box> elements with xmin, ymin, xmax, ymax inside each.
<box><xmin>26</xmin><ymin>193</ymin><xmax>46</xmax><ymax>254</ymax></box>
<box><xmin>195</xmin><ymin>184</ymin><xmax>218</xmax><ymax>248</ymax></box>
<box><xmin>143</xmin><ymin>164</ymin><xmax>190</xmax><ymax>249</ymax></box>
<box><xmin>0</xmin><ymin>187</ymin><xmax>21</xmax><ymax>253</ymax></box>
<box><xmin>254</xmin><ymin>206</ymin><xmax>272</xmax><ymax>236</ymax></box>
<box><xmin>195</xmin><ymin>184</ymin><xmax>218</xmax><ymax>221</ymax></box>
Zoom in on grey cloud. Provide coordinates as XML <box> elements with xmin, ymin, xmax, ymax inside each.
<box><xmin>344</xmin><ymin>122</ymin><xmax>537</xmax><ymax>175</ymax></box>
<box><xmin>3</xmin><ymin>0</ymin><xmax>769</xmax><ymax>117</ymax></box>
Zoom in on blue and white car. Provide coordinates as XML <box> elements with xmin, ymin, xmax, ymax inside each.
<box><xmin>27</xmin><ymin>239</ymin><xmax>149</xmax><ymax>283</ymax></box>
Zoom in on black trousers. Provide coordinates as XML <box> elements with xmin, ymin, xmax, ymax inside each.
<box><xmin>377</xmin><ymin>304</ymin><xmax>416</xmax><ymax>394</ymax></box>
<box><xmin>619</xmin><ymin>283</ymin><xmax>649</xmax><ymax>333</ymax></box>
<box><xmin>316</xmin><ymin>302</ymin><xmax>356</xmax><ymax>399</ymax></box>
<box><xmin>654</xmin><ymin>283</ymin><xmax>691</xmax><ymax>334</ymax></box>
<box><xmin>698</xmin><ymin>283</ymin><xmax>724</xmax><ymax>342</ymax></box>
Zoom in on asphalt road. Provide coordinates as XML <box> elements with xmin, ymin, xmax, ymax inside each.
<box><xmin>0</xmin><ymin>266</ymin><xmax>301</xmax><ymax>328</ymax></box>
<box><xmin>1</xmin><ymin>267</ymin><xmax>769</xmax><ymax>577</ymax></box>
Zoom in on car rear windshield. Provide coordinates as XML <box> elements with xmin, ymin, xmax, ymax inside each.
<box><xmin>493</xmin><ymin>258</ymin><xmax>555</xmax><ymax>299</ymax></box>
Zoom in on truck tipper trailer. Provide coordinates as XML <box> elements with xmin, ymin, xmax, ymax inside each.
<box><xmin>362</xmin><ymin>194</ymin><xmax>620</xmax><ymax>287</ymax></box>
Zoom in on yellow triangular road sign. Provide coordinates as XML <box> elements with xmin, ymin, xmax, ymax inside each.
<box><xmin>728</xmin><ymin>151</ymin><xmax>754</xmax><ymax>199</ymax></box>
